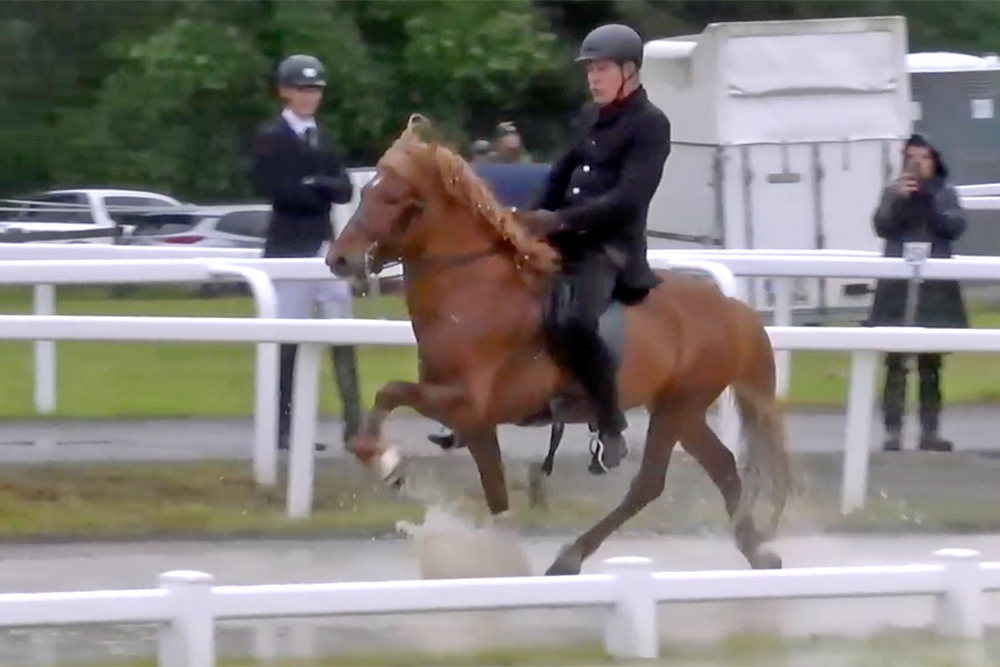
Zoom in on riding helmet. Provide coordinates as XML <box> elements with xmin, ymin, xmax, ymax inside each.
<box><xmin>276</xmin><ymin>54</ymin><xmax>327</xmax><ymax>88</ymax></box>
<box><xmin>576</xmin><ymin>24</ymin><xmax>645</xmax><ymax>69</ymax></box>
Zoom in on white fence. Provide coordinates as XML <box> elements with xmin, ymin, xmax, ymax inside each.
<box><xmin>0</xmin><ymin>313</ymin><xmax>998</xmax><ymax>516</ymax></box>
<box><xmin>0</xmin><ymin>549</ymin><xmax>996</xmax><ymax>666</ymax></box>
<box><xmin>1</xmin><ymin>246</ymin><xmax>1000</xmax><ymax>514</ymax></box>
<box><xmin>10</xmin><ymin>243</ymin><xmax>1000</xmax><ymax>413</ymax></box>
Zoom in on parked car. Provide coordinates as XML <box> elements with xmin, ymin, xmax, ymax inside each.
<box><xmin>124</xmin><ymin>204</ymin><xmax>271</xmax><ymax>249</ymax></box>
<box><xmin>0</xmin><ymin>188</ymin><xmax>184</xmax><ymax>243</ymax></box>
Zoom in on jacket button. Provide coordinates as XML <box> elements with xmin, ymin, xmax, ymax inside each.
<box><xmin>572</xmin><ymin>187</ymin><xmax>580</xmax><ymax>195</ymax></box>
<box><xmin>583</xmin><ymin>165</ymin><xmax>590</xmax><ymax>172</ymax></box>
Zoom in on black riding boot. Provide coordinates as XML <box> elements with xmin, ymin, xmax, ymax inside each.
<box><xmin>276</xmin><ymin>343</ymin><xmax>327</xmax><ymax>452</ymax></box>
<box><xmin>918</xmin><ymin>354</ymin><xmax>952</xmax><ymax>452</ymax></box>
<box><xmin>331</xmin><ymin>346</ymin><xmax>362</xmax><ymax>444</ymax></box>
<box><xmin>881</xmin><ymin>353</ymin><xmax>906</xmax><ymax>452</ymax></box>
<box><xmin>277</xmin><ymin>344</ymin><xmax>296</xmax><ymax>451</ymax></box>
<box><xmin>562</xmin><ymin>327</ymin><xmax>628</xmax><ymax>475</ymax></box>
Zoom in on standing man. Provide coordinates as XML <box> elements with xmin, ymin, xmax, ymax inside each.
<box><xmin>252</xmin><ymin>53</ymin><xmax>362</xmax><ymax>452</ymax></box>
<box><xmin>868</xmin><ymin>133</ymin><xmax>968</xmax><ymax>452</ymax></box>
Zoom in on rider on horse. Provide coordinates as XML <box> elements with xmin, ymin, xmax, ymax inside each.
<box><xmin>531</xmin><ymin>23</ymin><xmax>672</xmax><ymax>474</ymax></box>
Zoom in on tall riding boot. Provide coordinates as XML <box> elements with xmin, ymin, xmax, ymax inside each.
<box><xmin>565</xmin><ymin>328</ymin><xmax>628</xmax><ymax>475</ymax></box>
<box><xmin>918</xmin><ymin>354</ymin><xmax>952</xmax><ymax>452</ymax></box>
<box><xmin>278</xmin><ymin>343</ymin><xmax>327</xmax><ymax>452</ymax></box>
<box><xmin>277</xmin><ymin>344</ymin><xmax>297</xmax><ymax>450</ymax></box>
<box><xmin>331</xmin><ymin>346</ymin><xmax>362</xmax><ymax>445</ymax></box>
<box><xmin>881</xmin><ymin>353</ymin><xmax>906</xmax><ymax>451</ymax></box>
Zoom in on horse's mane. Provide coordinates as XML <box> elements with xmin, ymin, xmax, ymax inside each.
<box><xmin>387</xmin><ymin>114</ymin><xmax>559</xmax><ymax>276</ymax></box>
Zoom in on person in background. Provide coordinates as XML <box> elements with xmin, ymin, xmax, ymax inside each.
<box><xmin>469</xmin><ymin>139</ymin><xmax>495</xmax><ymax>163</ymax></box>
<box><xmin>493</xmin><ymin>121</ymin><xmax>532</xmax><ymax>164</ymax></box>
<box><xmin>251</xmin><ymin>53</ymin><xmax>362</xmax><ymax>452</ymax></box>
<box><xmin>867</xmin><ymin>133</ymin><xmax>968</xmax><ymax>453</ymax></box>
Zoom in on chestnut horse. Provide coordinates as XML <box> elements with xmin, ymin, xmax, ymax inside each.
<box><xmin>327</xmin><ymin>115</ymin><xmax>791</xmax><ymax>576</ymax></box>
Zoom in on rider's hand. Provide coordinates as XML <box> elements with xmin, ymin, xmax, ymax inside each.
<box><xmin>520</xmin><ymin>209</ymin><xmax>564</xmax><ymax>238</ymax></box>
<box><xmin>894</xmin><ymin>172</ymin><xmax>918</xmax><ymax>197</ymax></box>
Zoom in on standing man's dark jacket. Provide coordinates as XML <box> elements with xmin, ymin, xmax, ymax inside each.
<box><xmin>867</xmin><ymin>141</ymin><xmax>968</xmax><ymax>329</ymax></box>
<box><xmin>534</xmin><ymin>86</ymin><xmax>670</xmax><ymax>303</ymax></box>
<box><xmin>252</xmin><ymin>117</ymin><xmax>354</xmax><ymax>258</ymax></box>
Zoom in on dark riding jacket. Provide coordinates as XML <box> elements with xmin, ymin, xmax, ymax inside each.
<box><xmin>534</xmin><ymin>86</ymin><xmax>670</xmax><ymax>299</ymax></box>
<box><xmin>251</xmin><ymin>115</ymin><xmax>354</xmax><ymax>258</ymax></box>
<box><xmin>866</xmin><ymin>139</ymin><xmax>968</xmax><ymax>329</ymax></box>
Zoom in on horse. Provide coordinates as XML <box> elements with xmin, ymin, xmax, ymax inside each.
<box><xmin>326</xmin><ymin>115</ymin><xmax>792</xmax><ymax>576</ymax></box>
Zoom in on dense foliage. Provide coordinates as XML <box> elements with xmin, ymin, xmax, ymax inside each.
<box><xmin>2</xmin><ymin>0</ymin><xmax>998</xmax><ymax>202</ymax></box>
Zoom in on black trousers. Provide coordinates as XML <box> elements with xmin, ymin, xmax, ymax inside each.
<box><xmin>881</xmin><ymin>352</ymin><xmax>942</xmax><ymax>434</ymax></box>
<box><xmin>278</xmin><ymin>344</ymin><xmax>362</xmax><ymax>443</ymax></box>
<box><xmin>544</xmin><ymin>252</ymin><xmax>624</xmax><ymax>435</ymax></box>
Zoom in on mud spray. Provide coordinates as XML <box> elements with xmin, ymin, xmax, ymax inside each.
<box><xmin>389</xmin><ymin>468</ymin><xmax>541</xmax><ymax>653</ymax></box>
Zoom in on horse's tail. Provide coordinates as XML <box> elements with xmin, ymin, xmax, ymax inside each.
<box><xmin>730</xmin><ymin>327</ymin><xmax>792</xmax><ymax>542</ymax></box>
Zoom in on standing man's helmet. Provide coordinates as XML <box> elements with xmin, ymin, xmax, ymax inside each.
<box><xmin>576</xmin><ymin>24</ymin><xmax>644</xmax><ymax>69</ymax></box>
<box><xmin>276</xmin><ymin>54</ymin><xmax>327</xmax><ymax>88</ymax></box>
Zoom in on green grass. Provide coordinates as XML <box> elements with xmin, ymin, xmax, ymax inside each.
<box><xmin>0</xmin><ymin>285</ymin><xmax>413</xmax><ymax>420</ymax></box>
<box><xmin>0</xmin><ymin>285</ymin><xmax>997</xmax><ymax>419</ymax></box>
<box><xmin>83</xmin><ymin>631</ymin><xmax>1000</xmax><ymax>666</ymax></box>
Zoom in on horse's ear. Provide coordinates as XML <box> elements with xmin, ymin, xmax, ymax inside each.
<box><xmin>405</xmin><ymin>114</ymin><xmax>434</xmax><ymax>143</ymax></box>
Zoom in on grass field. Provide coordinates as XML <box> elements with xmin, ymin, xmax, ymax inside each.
<box><xmin>83</xmin><ymin>631</ymin><xmax>1000</xmax><ymax>666</ymax></box>
<box><xmin>0</xmin><ymin>285</ymin><xmax>998</xmax><ymax>419</ymax></box>
<box><xmin>0</xmin><ymin>447</ymin><xmax>999</xmax><ymax>540</ymax></box>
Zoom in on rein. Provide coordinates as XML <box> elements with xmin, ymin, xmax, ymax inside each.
<box><xmin>365</xmin><ymin>240</ymin><xmax>504</xmax><ymax>280</ymax></box>
<box><xmin>358</xmin><ymin>198</ymin><xmax>517</xmax><ymax>280</ymax></box>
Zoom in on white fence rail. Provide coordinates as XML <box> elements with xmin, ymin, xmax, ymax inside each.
<box><xmin>2</xmin><ymin>249</ymin><xmax>1000</xmax><ymax>513</ymax></box>
<box><xmin>0</xmin><ymin>312</ymin><xmax>997</xmax><ymax>516</ymax></box>
<box><xmin>10</xmin><ymin>248</ymin><xmax>1000</xmax><ymax>414</ymax></box>
<box><xmin>0</xmin><ymin>549</ymin><xmax>995</xmax><ymax>666</ymax></box>
<box><xmin>5</xmin><ymin>245</ymin><xmax>1000</xmax><ymax>409</ymax></box>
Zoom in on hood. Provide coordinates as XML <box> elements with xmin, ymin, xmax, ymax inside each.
<box><xmin>905</xmin><ymin>132</ymin><xmax>949</xmax><ymax>179</ymax></box>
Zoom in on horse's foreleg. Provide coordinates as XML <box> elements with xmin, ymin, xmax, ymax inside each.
<box><xmin>463</xmin><ymin>428</ymin><xmax>510</xmax><ymax>518</ymax></box>
<box><xmin>349</xmin><ymin>380</ymin><xmax>467</xmax><ymax>487</ymax></box>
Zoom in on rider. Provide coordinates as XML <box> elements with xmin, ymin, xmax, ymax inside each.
<box><xmin>531</xmin><ymin>23</ymin><xmax>671</xmax><ymax>475</ymax></box>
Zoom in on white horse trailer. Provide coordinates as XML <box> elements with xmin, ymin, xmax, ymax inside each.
<box><xmin>641</xmin><ymin>16</ymin><xmax>912</xmax><ymax>322</ymax></box>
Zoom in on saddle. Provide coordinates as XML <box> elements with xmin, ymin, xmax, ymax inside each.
<box><xmin>513</xmin><ymin>279</ymin><xmax>641</xmax><ymax>428</ymax></box>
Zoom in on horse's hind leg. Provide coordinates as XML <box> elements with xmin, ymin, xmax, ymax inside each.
<box><xmin>683</xmin><ymin>418</ymin><xmax>782</xmax><ymax>570</ymax></box>
<box><xmin>545</xmin><ymin>395</ymin><xmax>681</xmax><ymax>576</ymax></box>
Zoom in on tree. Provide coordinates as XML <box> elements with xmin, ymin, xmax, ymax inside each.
<box><xmin>52</xmin><ymin>17</ymin><xmax>270</xmax><ymax>199</ymax></box>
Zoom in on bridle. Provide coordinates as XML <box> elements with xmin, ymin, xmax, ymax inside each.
<box><xmin>355</xmin><ymin>198</ymin><xmax>509</xmax><ymax>283</ymax></box>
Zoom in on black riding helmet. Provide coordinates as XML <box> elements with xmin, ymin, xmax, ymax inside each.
<box><xmin>276</xmin><ymin>54</ymin><xmax>326</xmax><ymax>88</ymax></box>
<box><xmin>575</xmin><ymin>23</ymin><xmax>644</xmax><ymax>69</ymax></box>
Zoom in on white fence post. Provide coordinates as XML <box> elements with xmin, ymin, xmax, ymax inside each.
<box><xmin>32</xmin><ymin>283</ymin><xmax>56</xmax><ymax>415</ymax></box>
<box><xmin>603</xmin><ymin>556</ymin><xmax>657</xmax><ymax>660</ymax></box>
<box><xmin>933</xmin><ymin>548</ymin><xmax>985</xmax><ymax>640</ymax></box>
<box><xmin>286</xmin><ymin>342</ymin><xmax>323</xmax><ymax>519</ymax></box>
<box><xmin>840</xmin><ymin>350</ymin><xmax>879</xmax><ymax>514</ymax></box>
<box><xmin>158</xmin><ymin>570</ymin><xmax>216</xmax><ymax>667</ymax></box>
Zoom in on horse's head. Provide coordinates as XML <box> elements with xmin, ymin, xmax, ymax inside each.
<box><xmin>327</xmin><ymin>114</ymin><xmax>558</xmax><ymax>281</ymax></box>
<box><xmin>327</xmin><ymin>115</ymin><xmax>436</xmax><ymax>280</ymax></box>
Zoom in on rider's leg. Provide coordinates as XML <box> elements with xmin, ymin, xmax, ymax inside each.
<box><xmin>553</xmin><ymin>256</ymin><xmax>627</xmax><ymax>474</ymax></box>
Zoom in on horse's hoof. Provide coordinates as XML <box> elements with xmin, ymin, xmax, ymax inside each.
<box><xmin>545</xmin><ymin>546</ymin><xmax>583</xmax><ymax>576</ymax></box>
<box><xmin>348</xmin><ymin>433</ymin><xmax>380</xmax><ymax>463</ymax></box>
<box><xmin>527</xmin><ymin>463</ymin><xmax>548</xmax><ymax>509</ymax></box>
<box><xmin>378</xmin><ymin>447</ymin><xmax>406</xmax><ymax>491</ymax></box>
<box><xmin>750</xmin><ymin>549</ymin><xmax>783</xmax><ymax>570</ymax></box>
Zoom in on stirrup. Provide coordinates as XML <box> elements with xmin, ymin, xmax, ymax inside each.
<box><xmin>588</xmin><ymin>430</ymin><xmax>628</xmax><ymax>474</ymax></box>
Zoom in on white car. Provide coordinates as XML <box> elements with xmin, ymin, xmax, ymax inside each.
<box><xmin>0</xmin><ymin>188</ymin><xmax>184</xmax><ymax>244</ymax></box>
<box><xmin>124</xmin><ymin>204</ymin><xmax>272</xmax><ymax>249</ymax></box>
